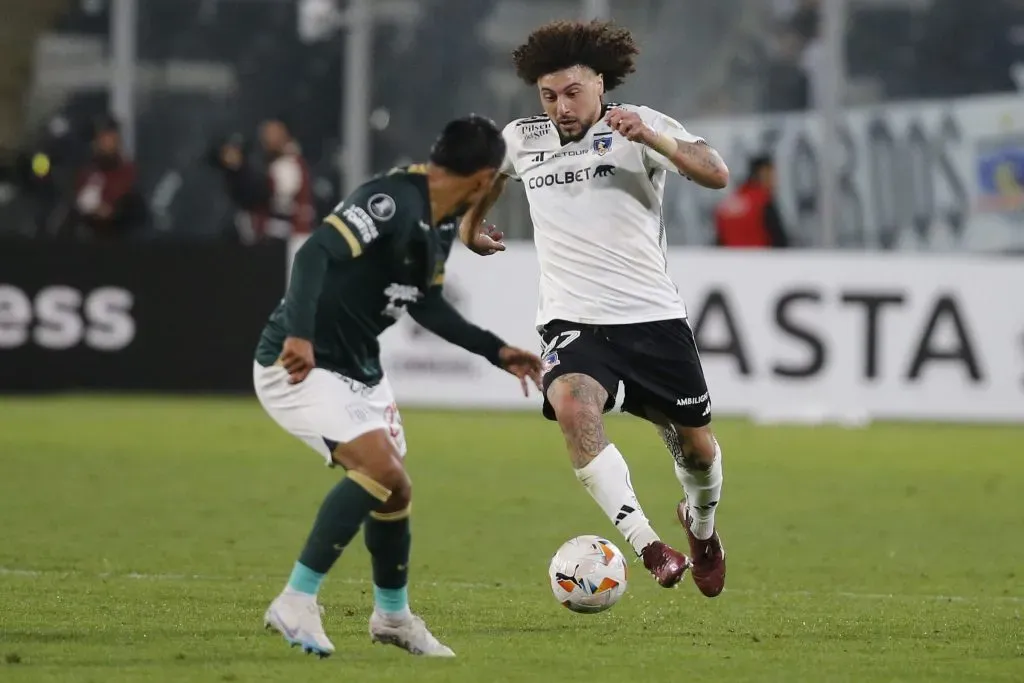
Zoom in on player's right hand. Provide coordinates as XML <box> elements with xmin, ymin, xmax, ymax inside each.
<box><xmin>279</xmin><ymin>337</ymin><xmax>315</xmax><ymax>384</ymax></box>
<box><xmin>467</xmin><ymin>223</ymin><xmax>506</xmax><ymax>256</ymax></box>
<box><xmin>498</xmin><ymin>345</ymin><xmax>544</xmax><ymax>397</ymax></box>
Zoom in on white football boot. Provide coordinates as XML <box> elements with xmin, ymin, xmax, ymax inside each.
<box><xmin>263</xmin><ymin>592</ymin><xmax>335</xmax><ymax>658</ymax></box>
<box><xmin>369</xmin><ymin>611</ymin><xmax>455</xmax><ymax>657</ymax></box>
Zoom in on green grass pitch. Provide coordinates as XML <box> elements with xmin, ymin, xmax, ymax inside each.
<box><xmin>1</xmin><ymin>396</ymin><xmax>1022</xmax><ymax>682</ymax></box>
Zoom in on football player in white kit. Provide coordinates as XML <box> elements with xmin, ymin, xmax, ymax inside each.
<box><xmin>460</xmin><ymin>21</ymin><xmax>731</xmax><ymax>596</ymax></box>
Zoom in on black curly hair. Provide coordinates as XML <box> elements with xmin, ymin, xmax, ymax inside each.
<box><xmin>512</xmin><ymin>20</ymin><xmax>639</xmax><ymax>91</ymax></box>
<box><xmin>429</xmin><ymin>115</ymin><xmax>505</xmax><ymax>176</ymax></box>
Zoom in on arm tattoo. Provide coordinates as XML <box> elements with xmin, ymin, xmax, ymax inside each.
<box><xmin>550</xmin><ymin>373</ymin><xmax>610</xmax><ymax>468</ymax></box>
<box><xmin>674</xmin><ymin>139</ymin><xmax>729</xmax><ymax>189</ymax></box>
<box><xmin>679</xmin><ymin>141</ymin><xmax>725</xmax><ymax>173</ymax></box>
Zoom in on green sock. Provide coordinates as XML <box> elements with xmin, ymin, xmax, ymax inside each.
<box><xmin>297</xmin><ymin>473</ymin><xmax>388</xmax><ymax>574</ymax></box>
<box><xmin>364</xmin><ymin>513</ymin><xmax>411</xmax><ymax>596</ymax></box>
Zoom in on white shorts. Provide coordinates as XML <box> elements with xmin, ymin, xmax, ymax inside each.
<box><xmin>253</xmin><ymin>361</ymin><xmax>407</xmax><ymax>465</ymax></box>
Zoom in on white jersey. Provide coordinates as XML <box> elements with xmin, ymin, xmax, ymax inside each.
<box><xmin>501</xmin><ymin>104</ymin><xmax>703</xmax><ymax>329</ymax></box>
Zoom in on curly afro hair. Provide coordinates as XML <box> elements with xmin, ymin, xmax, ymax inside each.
<box><xmin>512</xmin><ymin>20</ymin><xmax>639</xmax><ymax>91</ymax></box>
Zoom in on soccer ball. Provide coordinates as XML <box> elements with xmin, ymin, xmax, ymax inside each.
<box><xmin>548</xmin><ymin>535</ymin><xmax>628</xmax><ymax>613</ymax></box>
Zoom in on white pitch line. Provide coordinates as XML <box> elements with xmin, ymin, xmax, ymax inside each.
<box><xmin>2</xmin><ymin>567</ymin><xmax>1021</xmax><ymax>604</ymax></box>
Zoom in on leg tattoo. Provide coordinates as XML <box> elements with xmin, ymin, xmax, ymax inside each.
<box><xmin>656</xmin><ymin>423</ymin><xmax>710</xmax><ymax>472</ymax></box>
<box><xmin>551</xmin><ymin>373</ymin><xmax>609</xmax><ymax>468</ymax></box>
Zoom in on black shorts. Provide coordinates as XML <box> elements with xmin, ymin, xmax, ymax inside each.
<box><xmin>540</xmin><ymin>318</ymin><xmax>711</xmax><ymax>427</ymax></box>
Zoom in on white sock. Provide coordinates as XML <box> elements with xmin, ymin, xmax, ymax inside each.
<box><xmin>374</xmin><ymin>606</ymin><xmax>413</xmax><ymax>625</ymax></box>
<box><xmin>672</xmin><ymin>437</ymin><xmax>723</xmax><ymax>541</ymax></box>
<box><xmin>575</xmin><ymin>444</ymin><xmax>660</xmax><ymax>556</ymax></box>
<box><xmin>282</xmin><ymin>586</ymin><xmax>317</xmax><ymax>602</ymax></box>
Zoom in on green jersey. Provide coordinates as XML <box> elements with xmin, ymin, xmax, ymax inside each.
<box><xmin>255</xmin><ymin>165</ymin><xmax>505</xmax><ymax>385</ymax></box>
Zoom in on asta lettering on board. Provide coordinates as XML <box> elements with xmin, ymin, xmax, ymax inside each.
<box><xmin>690</xmin><ymin>288</ymin><xmax>983</xmax><ymax>382</ymax></box>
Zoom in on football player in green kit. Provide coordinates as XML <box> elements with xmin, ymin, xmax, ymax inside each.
<box><xmin>254</xmin><ymin>115</ymin><xmax>541</xmax><ymax>658</ymax></box>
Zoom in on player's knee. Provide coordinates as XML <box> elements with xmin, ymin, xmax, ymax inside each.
<box><xmin>676</xmin><ymin>425</ymin><xmax>717</xmax><ymax>469</ymax></box>
<box><xmin>550</xmin><ymin>392</ymin><xmax>601</xmax><ymax>432</ymax></box>
<box><xmin>332</xmin><ymin>429</ymin><xmax>409</xmax><ymax>497</ymax></box>
<box><xmin>547</xmin><ymin>374</ymin><xmax>607</xmax><ymax>423</ymax></box>
<box><xmin>376</xmin><ymin>477</ymin><xmax>412</xmax><ymax>515</ymax></box>
<box><xmin>549</xmin><ymin>389</ymin><xmax>581</xmax><ymax>422</ymax></box>
<box><xmin>362</xmin><ymin>454</ymin><xmax>408</xmax><ymax>497</ymax></box>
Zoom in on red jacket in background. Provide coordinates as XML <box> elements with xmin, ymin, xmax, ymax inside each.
<box><xmin>74</xmin><ymin>156</ymin><xmax>140</xmax><ymax>237</ymax></box>
<box><xmin>714</xmin><ymin>182</ymin><xmax>788</xmax><ymax>248</ymax></box>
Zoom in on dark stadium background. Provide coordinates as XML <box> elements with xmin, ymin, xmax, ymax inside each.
<box><xmin>1</xmin><ymin>2</ymin><xmax>1022</xmax><ymax>681</ymax></box>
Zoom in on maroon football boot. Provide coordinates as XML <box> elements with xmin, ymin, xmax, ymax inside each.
<box><xmin>677</xmin><ymin>500</ymin><xmax>726</xmax><ymax>597</ymax></box>
<box><xmin>640</xmin><ymin>541</ymin><xmax>692</xmax><ymax>588</ymax></box>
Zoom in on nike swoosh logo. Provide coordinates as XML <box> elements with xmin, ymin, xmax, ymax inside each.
<box><xmin>271</xmin><ymin>608</ymin><xmax>300</xmax><ymax>640</ymax></box>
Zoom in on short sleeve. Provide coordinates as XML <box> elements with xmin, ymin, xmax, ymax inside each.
<box><xmin>323</xmin><ymin>178</ymin><xmax>424</xmax><ymax>257</ymax></box>
<box><xmin>499</xmin><ymin>122</ymin><xmax>520</xmax><ymax>180</ymax></box>
<box><xmin>640</xmin><ymin>106</ymin><xmax>704</xmax><ymax>174</ymax></box>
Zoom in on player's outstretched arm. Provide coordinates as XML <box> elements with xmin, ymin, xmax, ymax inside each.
<box><xmin>606</xmin><ymin>108</ymin><xmax>729</xmax><ymax>189</ymax></box>
<box><xmin>458</xmin><ymin>174</ymin><xmax>508</xmax><ymax>255</ymax></box>
<box><xmin>408</xmin><ymin>287</ymin><xmax>542</xmax><ymax>395</ymax></box>
<box><xmin>663</xmin><ymin>139</ymin><xmax>730</xmax><ymax>189</ymax></box>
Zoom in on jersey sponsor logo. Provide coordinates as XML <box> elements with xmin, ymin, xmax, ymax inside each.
<box><xmin>517</xmin><ymin>120</ymin><xmax>552</xmax><ymax>141</ymax></box>
<box><xmin>527</xmin><ymin>168</ymin><xmax>592</xmax><ymax>189</ymax></box>
<box><xmin>342</xmin><ymin>205</ymin><xmax>379</xmax><ymax>243</ymax></box>
<box><xmin>0</xmin><ymin>284</ymin><xmax>135</xmax><ymax>351</ymax></box>
<box><xmin>525</xmin><ymin>165</ymin><xmax>618</xmax><ymax>190</ymax></box>
<box><xmin>526</xmin><ymin>147</ymin><xmax>605</xmax><ymax>168</ymax></box>
<box><xmin>367</xmin><ymin>193</ymin><xmax>396</xmax><ymax>222</ymax></box>
<box><xmin>593</xmin><ymin>133</ymin><xmax>613</xmax><ymax>156</ymax></box>
<box><xmin>383</xmin><ymin>283</ymin><xmax>421</xmax><ymax>320</ymax></box>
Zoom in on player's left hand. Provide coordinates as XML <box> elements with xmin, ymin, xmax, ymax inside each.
<box><xmin>468</xmin><ymin>223</ymin><xmax>506</xmax><ymax>256</ymax></box>
<box><xmin>605</xmin><ymin>108</ymin><xmax>654</xmax><ymax>144</ymax></box>
<box><xmin>498</xmin><ymin>346</ymin><xmax>543</xmax><ymax>397</ymax></box>
<box><xmin>279</xmin><ymin>336</ymin><xmax>315</xmax><ymax>384</ymax></box>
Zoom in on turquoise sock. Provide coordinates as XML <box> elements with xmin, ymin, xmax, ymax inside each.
<box><xmin>373</xmin><ymin>585</ymin><xmax>409</xmax><ymax>614</ymax></box>
<box><xmin>287</xmin><ymin>561</ymin><xmax>325</xmax><ymax>595</ymax></box>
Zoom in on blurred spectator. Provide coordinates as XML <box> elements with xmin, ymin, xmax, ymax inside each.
<box><xmin>762</xmin><ymin>0</ymin><xmax>820</xmax><ymax>112</ymax></box>
<box><xmin>714</xmin><ymin>155</ymin><xmax>789</xmax><ymax>249</ymax></box>
<box><xmin>67</xmin><ymin>116</ymin><xmax>147</xmax><ymax>240</ymax></box>
<box><xmin>218</xmin><ymin>117</ymin><xmax>313</xmax><ymax>245</ymax></box>
<box><xmin>913</xmin><ymin>0</ymin><xmax>1024</xmax><ymax>98</ymax></box>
